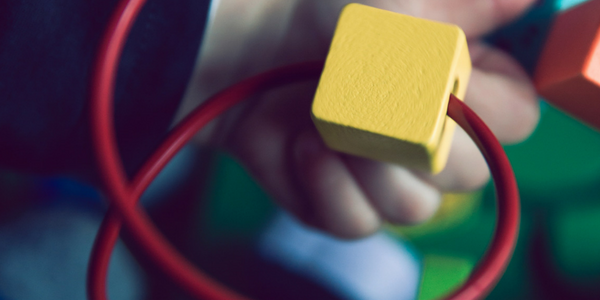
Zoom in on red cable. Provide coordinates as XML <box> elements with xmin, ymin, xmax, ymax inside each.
<box><xmin>87</xmin><ymin>0</ymin><xmax>520</xmax><ymax>299</ymax></box>
<box><xmin>444</xmin><ymin>94</ymin><xmax>520</xmax><ymax>299</ymax></box>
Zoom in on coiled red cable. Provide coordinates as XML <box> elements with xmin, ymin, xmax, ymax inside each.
<box><xmin>87</xmin><ymin>0</ymin><xmax>520</xmax><ymax>299</ymax></box>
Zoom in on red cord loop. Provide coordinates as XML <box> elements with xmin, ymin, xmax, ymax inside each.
<box><xmin>88</xmin><ymin>0</ymin><xmax>520</xmax><ymax>299</ymax></box>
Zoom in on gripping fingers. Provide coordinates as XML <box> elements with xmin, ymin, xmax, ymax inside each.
<box><xmin>344</xmin><ymin>156</ymin><xmax>442</xmax><ymax>225</ymax></box>
<box><xmin>293</xmin><ymin>131</ymin><xmax>382</xmax><ymax>239</ymax></box>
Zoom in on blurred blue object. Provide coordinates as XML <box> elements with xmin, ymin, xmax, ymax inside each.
<box><xmin>259</xmin><ymin>211</ymin><xmax>421</xmax><ymax>300</ymax></box>
<box><xmin>33</xmin><ymin>145</ymin><xmax>197</xmax><ymax>210</ymax></box>
<box><xmin>0</xmin><ymin>208</ymin><xmax>145</xmax><ymax>300</ymax></box>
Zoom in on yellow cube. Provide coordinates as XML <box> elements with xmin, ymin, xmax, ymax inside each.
<box><xmin>311</xmin><ymin>4</ymin><xmax>471</xmax><ymax>173</ymax></box>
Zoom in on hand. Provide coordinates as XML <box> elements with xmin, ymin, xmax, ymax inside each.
<box><xmin>179</xmin><ymin>0</ymin><xmax>539</xmax><ymax>239</ymax></box>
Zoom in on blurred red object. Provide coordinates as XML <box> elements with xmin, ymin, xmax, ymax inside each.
<box><xmin>535</xmin><ymin>0</ymin><xmax>600</xmax><ymax>130</ymax></box>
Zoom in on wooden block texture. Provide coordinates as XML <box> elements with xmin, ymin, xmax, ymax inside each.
<box><xmin>535</xmin><ymin>0</ymin><xmax>600</xmax><ymax>130</ymax></box>
<box><xmin>311</xmin><ymin>4</ymin><xmax>471</xmax><ymax>173</ymax></box>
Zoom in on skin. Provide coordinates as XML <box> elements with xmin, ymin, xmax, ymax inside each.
<box><xmin>177</xmin><ymin>0</ymin><xmax>539</xmax><ymax>239</ymax></box>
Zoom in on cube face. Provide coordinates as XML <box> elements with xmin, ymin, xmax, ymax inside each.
<box><xmin>311</xmin><ymin>4</ymin><xmax>471</xmax><ymax>173</ymax></box>
<box><xmin>535</xmin><ymin>0</ymin><xmax>600</xmax><ymax>130</ymax></box>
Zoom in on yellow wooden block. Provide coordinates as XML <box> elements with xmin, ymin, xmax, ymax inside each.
<box><xmin>311</xmin><ymin>4</ymin><xmax>471</xmax><ymax>173</ymax></box>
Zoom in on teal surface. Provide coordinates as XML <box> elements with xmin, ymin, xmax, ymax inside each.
<box><xmin>198</xmin><ymin>153</ymin><xmax>276</xmax><ymax>245</ymax></box>
<box><xmin>504</xmin><ymin>105</ymin><xmax>600</xmax><ymax>201</ymax></box>
<box><xmin>551</xmin><ymin>204</ymin><xmax>600</xmax><ymax>279</ymax></box>
<box><xmin>556</xmin><ymin>0</ymin><xmax>589</xmax><ymax>10</ymax></box>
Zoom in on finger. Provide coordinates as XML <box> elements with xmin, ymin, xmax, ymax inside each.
<box><xmin>420</xmin><ymin>126</ymin><xmax>491</xmax><ymax>192</ymax></box>
<box><xmin>293</xmin><ymin>131</ymin><xmax>382</xmax><ymax>239</ymax></box>
<box><xmin>465</xmin><ymin>43</ymin><xmax>539</xmax><ymax>143</ymax></box>
<box><xmin>313</xmin><ymin>0</ymin><xmax>536</xmax><ymax>40</ymax></box>
<box><xmin>225</xmin><ymin>82</ymin><xmax>381</xmax><ymax>238</ymax></box>
<box><xmin>343</xmin><ymin>155</ymin><xmax>442</xmax><ymax>225</ymax></box>
<box><xmin>223</xmin><ymin>83</ymin><xmax>318</xmax><ymax>219</ymax></box>
<box><xmin>414</xmin><ymin>0</ymin><xmax>537</xmax><ymax>38</ymax></box>
<box><xmin>226</xmin><ymin>106</ymin><xmax>307</xmax><ymax>217</ymax></box>
<box><xmin>418</xmin><ymin>44</ymin><xmax>537</xmax><ymax>192</ymax></box>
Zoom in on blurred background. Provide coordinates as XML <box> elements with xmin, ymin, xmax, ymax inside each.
<box><xmin>1</xmin><ymin>0</ymin><xmax>600</xmax><ymax>299</ymax></box>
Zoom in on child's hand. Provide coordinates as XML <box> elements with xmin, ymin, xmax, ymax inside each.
<box><xmin>180</xmin><ymin>0</ymin><xmax>539</xmax><ymax>238</ymax></box>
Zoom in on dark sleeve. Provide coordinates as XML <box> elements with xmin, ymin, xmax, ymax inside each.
<box><xmin>0</xmin><ymin>0</ymin><xmax>211</xmax><ymax>178</ymax></box>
